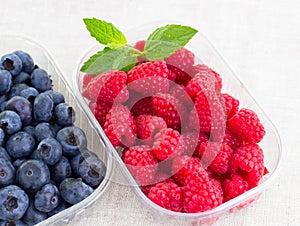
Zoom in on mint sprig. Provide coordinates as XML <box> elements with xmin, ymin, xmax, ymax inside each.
<box><xmin>80</xmin><ymin>18</ymin><xmax>198</xmax><ymax>75</ymax></box>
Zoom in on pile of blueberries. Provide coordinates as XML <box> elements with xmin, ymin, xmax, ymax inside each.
<box><xmin>0</xmin><ymin>50</ymin><xmax>106</xmax><ymax>225</ymax></box>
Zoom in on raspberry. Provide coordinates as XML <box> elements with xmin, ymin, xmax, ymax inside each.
<box><xmin>141</xmin><ymin>173</ymin><xmax>174</xmax><ymax>196</ymax></box>
<box><xmin>104</xmin><ymin>104</ymin><xmax>137</xmax><ymax>147</ymax></box>
<box><xmin>229</xmin><ymin>143</ymin><xmax>264</xmax><ymax>187</ymax></box>
<box><xmin>122</xmin><ymin>145</ymin><xmax>158</xmax><ymax>185</ymax></box>
<box><xmin>186</xmin><ymin>64</ymin><xmax>222</xmax><ymax>101</ymax></box>
<box><xmin>172</xmin><ymin>155</ymin><xmax>203</xmax><ymax>186</ymax></box>
<box><xmin>222</xmin><ymin>174</ymin><xmax>249</xmax><ymax>202</ymax></box>
<box><xmin>183</xmin><ymin>171</ymin><xmax>223</xmax><ymax>213</ymax></box>
<box><xmin>93</xmin><ymin>100</ymin><xmax>112</xmax><ymax>128</ymax></box>
<box><xmin>134</xmin><ymin>40</ymin><xmax>146</xmax><ymax>62</ymax></box>
<box><xmin>136</xmin><ymin>114</ymin><xmax>167</xmax><ymax>145</ymax></box>
<box><xmin>192</xmin><ymin>90</ymin><xmax>226</xmax><ymax>133</ymax></box>
<box><xmin>127</xmin><ymin>60</ymin><xmax>169</xmax><ymax>95</ymax></box>
<box><xmin>198</xmin><ymin>142</ymin><xmax>233</xmax><ymax>174</ymax></box>
<box><xmin>152</xmin><ymin>92</ymin><xmax>187</xmax><ymax>131</ymax></box>
<box><xmin>168</xmin><ymin>83</ymin><xmax>194</xmax><ymax>110</ymax></box>
<box><xmin>128</xmin><ymin>96</ymin><xmax>154</xmax><ymax>118</ymax></box>
<box><xmin>152</xmin><ymin>128</ymin><xmax>182</xmax><ymax>160</ymax></box>
<box><xmin>177</xmin><ymin>132</ymin><xmax>199</xmax><ymax>156</ymax></box>
<box><xmin>222</xmin><ymin>129</ymin><xmax>243</xmax><ymax>150</ymax></box>
<box><xmin>167</xmin><ymin>64</ymin><xmax>192</xmax><ymax>86</ymax></box>
<box><xmin>82</xmin><ymin>74</ymin><xmax>94</xmax><ymax>89</ymax></box>
<box><xmin>83</xmin><ymin>70</ymin><xmax>129</xmax><ymax>103</ymax></box>
<box><xmin>165</xmin><ymin>47</ymin><xmax>195</xmax><ymax>73</ymax></box>
<box><xmin>222</xmin><ymin>93</ymin><xmax>239</xmax><ymax>120</ymax></box>
<box><xmin>227</xmin><ymin>108</ymin><xmax>265</xmax><ymax>143</ymax></box>
<box><xmin>148</xmin><ymin>181</ymin><xmax>183</xmax><ymax>212</ymax></box>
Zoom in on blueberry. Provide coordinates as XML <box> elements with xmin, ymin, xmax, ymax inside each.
<box><xmin>47</xmin><ymin>201</ymin><xmax>70</xmax><ymax>217</ymax></box>
<box><xmin>70</xmin><ymin>149</ymin><xmax>98</xmax><ymax>176</ymax></box>
<box><xmin>6</xmin><ymin>132</ymin><xmax>35</xmax><ymax>158</ymax></box>
<box><xmin>33</xmin><ymin>92</ymin><xmax>54</xmax><ymax>122</ymax></box>
<box><xmin>8</xmin><ymin>84</ymin><xmax>29</xmax><ymax>99</ymax></box>
<box><xmin>34</xmin><ymin>184</ymin><xmax>60</xmax><ymax>213</ymax></box>
<box><xmin>36</xmin><ymin>138</ymin><xmax>62</xmax><ymax>166</ymax></box>
<box><xmin>43</xmin><ymin>90</ymin><xmax>65</xmax><ymax>106</ymax></box>
<box><xmin>12</xmin><ymin>72</ymin><xmax>30</xmax><ymax>85</ymax></box>
<box><xmin>5</xmin><ymin>96</ymin><xmax>32</xmax><ymax>126</ymax></box>
<box><xmin>0</xmin><ymin>219</ymin><xmax>26</xmax><ymax>226</ymax></box>
<box><xmin>0</xmin><ymin>54</ymin><xmax>22</xmax><ymax>76</ymax></box>
<box><xmin>12</xmin><ymin>158</ymin><xmax>26</xmax><ymax>170</ymax></box>
<box><xmin>0</xmin><ymin>70</ymin><xmax>12</xmax><ymax>95</ymax></box>
<box><xmin>34</xmin><ymin>122</ymin><xmax>56</xmax><ymax>142</ymax></box>
<box><xmin>13</xmin><ymin>50</ymin><xmax>35</xmax><ymax>74</ymax></box>
<box><xmin>16</xmin><ymin>160</ymin><xmax>50</xmax><ymax>193</ymax></box>
<box><xmin>54</xmin><ymin>103</ymin><xmax>75</xmax><ymax>127</ymax></box>
<box><xmin>19</xmin><ymin>87</ymin><xmax>39</xmax><ymax>103</ymax></box>
<box><xmin>0</xmin><ymin>102</ymin><xmax>7</xmax><ymax>112</ymax></box>
<box><xmin>0</xmin><ymin>147</ymin><xmax>11</xmax><ymax>162</ymax></box>
<box><xmin>59</xmin><ymin>178</ymin><xmax>93</xmax><ymax>205</ymax></box>
<box><xmin>0</xmin><ymin>158</ymin><xmax>15</xmax><ymax>186</ymax></box>
<box><xmin>0</xmin><ymin>185</ymin><xmax>29</xmax><ymax>221</ymax></box>
<box><xmin>0</xmin><ymin>129</ymin><xmax>5</xmax><ymax>147</ymax></box>
<box><xmin>21</xmin><ymin>200</ymin><xmax>47</xmax><ymax>226</ymax></box>
<box><xmin>78</xmin><ymin>156</ymin><xmax>106</xmax><ymax>187</ymax></box>
<box><xmin>56</xmin><ymin>126</ymin><xmax>87</xmax><ymax>156</ymax></box>
<box><xmin>51</xmin><ymin>156</ymin><xmax>72</xmax><ymax>183</ymax></box>
<box><xmin>30</xmin><ymin>69</ymin><xmax>52</xmax><ymax>92</ymax></box>
<box><xmin>0</xmin><ymin>110</ymin><xmax>22</xmax><ymax>135</ymax></box>
<box><xmin>22</xmin><ymin>126</ymin><xmax>35</xmax><ymax>139</ymax></box>
<box><xmin>0</xmin><ymin>95</ymin><xmax>7</xmax><ymax>106</ymax></box>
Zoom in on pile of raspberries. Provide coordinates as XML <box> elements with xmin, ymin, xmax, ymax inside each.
<box><xmin>81</xmin><ymin>45</ymin><xmax>267</xmax><ymax>213</ymax></box>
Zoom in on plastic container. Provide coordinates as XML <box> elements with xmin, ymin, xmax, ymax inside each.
<box><xmin>73</xmin><ymin>23</ymin><xmax>282</xmax><ymax>225</ymax></box>
<box><xmin>0</xmin><ymin>35</ymin><xmax>113</xmax><ymax>225</ymax></box>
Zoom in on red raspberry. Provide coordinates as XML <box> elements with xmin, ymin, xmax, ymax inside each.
<box><xmin>229</xmin><ymin>143</ymin><xmax>265</xmax><ymax>187</ymax></box>
<box><xmin>126</xmin><ymin>93</ymin><xmax>154</xmax><ymax>118</ymax></box>
<box><xmin>165</xmin><ymin>47</ymin><xmax>195</xmax><ymax>73</ymax></box>
<box><xmin>83</xmin><ymin>70</ymin><xmax>129</xmax><ymax>103</ymax></box>
<box><xmin>168</xmin><ymin>84</ymin><xmax>194</xmax><ymax>110</ymax></box>
<box><xmin>127</xmin><ymin>60</ymin><xmax>169</xmax><ymax>95</ymax></box>
<box><xmin>177</xmin><ymin>132</ymin><xmax>199</xmax><ymax>156</ymax></box>
<box><xmin>136</xmin><ymin>115</ymin><xmax>167</xmax><ymax>145</ymax></box>
<box><xmin>148</xmin><ymin>181</ymin><xmax>183</xmax><ymax>212</ymax></box>
<box><xmin>183</xmin><ymin>171</ymin><xmax>223</xmax><ymax>213</ymax></box>
<box><xmin>93</xmin><ymin>100</ymin><xmax>113</xmax><ymax>128</ymax></box>
<box><xmin>191</xmin><ymin>90</ymin><xmax>226</xmax><ymax>133</ymax></box>
<box><xmin>172</xmin><ymin>155</ymin><xmax>204</xmax><ymax>186</ymax></box>
<box><xmin>152</xmin><ymin>128</ymin><xmax>182</xmax><ymax>160</ymax></box>
<box><xmin>167</xmin><ymin>64</ymin><xmax>192</xmax><ymax>86</ymax></box>
<box><xmin>222</xmin><ymin>129</ymin><xmax>243</xmax><ymax>150</ymax></box>
<box><xmin>134</xmin><ymin>40</ymin><xmax>146</xmax><ymax>62</ymax></box>
<box><xmin>227</xmin><ymin>108</ymin><xmax>265</xmax><ymax>143</ymax></box>
<box><xmin>222</xmin><ymin>174</ymin><xmax>249</xmax><ymax>202</ymax></box>
<box><xmin>222</xmin><ymin>93</ymin><xmax>239</xmax><ymax>120</ymax></box>
<box><xmin>198</xmin><ymin>142</ymin><xmax>233</xmax><ymax>174</ymax></box>
<box><xmin>186</xmin><ymin>64</ymin><xmax>222</xmax><ymax>101</ymax></box>
<box><xmin>104</xmin><ymin>104</ymin><xmax>137</xmax><ymax>147</ymax></box>
<box><xmin>141</xmin><ymin>173</ymin><xmax>174</xmax><ymax>196</ymax></box>
<box><xmin>152</xmin><ymin>92</ymin><xmax>187</xmax><ymax>131</ymax></box>
<box><xmin>82</xmin><ymin>74</ymin><xmax>94</xmax><ymax>89</ymax></box>
<box><xmin>122</xmin><ymin>145</ymin><xmax>158</xmax><ymax>185</ymax></box>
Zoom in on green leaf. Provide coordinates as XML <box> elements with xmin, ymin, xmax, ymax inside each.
<box><xmin>83</xmin><ymin>18</ymin><xmax>127</xmax><ymax>45</ymax></box>
<box><xmin>144</xmin><ymin>24</ymin><xmax>198</xmax><ymax>61</ymax></box>
<box><xmin>80</xmin><ymin>46</ymin><xmax>138</xmax><ymax>74</ymax></box>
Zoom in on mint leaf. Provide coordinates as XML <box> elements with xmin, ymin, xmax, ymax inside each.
<box><xmin>83</xmin><ymin>18</ymin><xmax>127</xmax><ymax>45</ymax></box>
<box><xmin>80</xmin><ymin>46</ymin><xmax>138</xmax><ymax>74</ymax></box>
<box><xmin>144</xmin><ymin>24</ymin><xmax>198</xmax><ymax>61</ymax></box>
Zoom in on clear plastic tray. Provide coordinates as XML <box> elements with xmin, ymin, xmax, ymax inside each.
<box><xmin>73</xmin><ymin>23</ymin><xmax>282</xmax><ymax>225</ymax></box>
<box><xmin>0</xmin><ymin>35</ymin><xmax>113</xmax><ymax>225</ymax></box>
